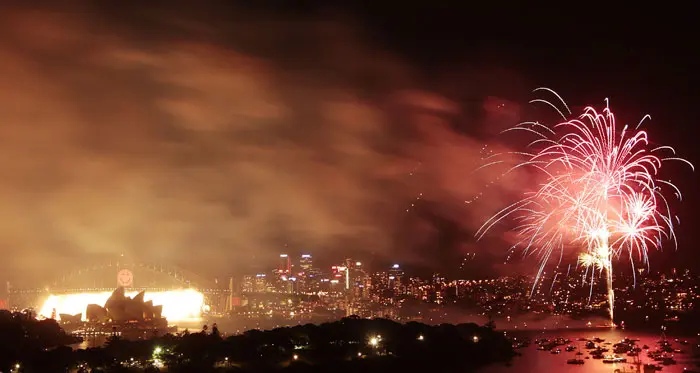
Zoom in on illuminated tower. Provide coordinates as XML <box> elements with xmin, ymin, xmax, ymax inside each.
<box><xmin>254</xmin><ymin>274</ymin><xmax>269</xmax><ymax>293</ymax></box>
<box><xmin>388</xmin><ymin>264</ymin><xmax>404</xmax><ymax>295</ymax></box>
<box><xmin>299</xmin><ymin>254</ymin><xmax>313</xmax><ymax>274</ymax></box>
<box><xmin>349</xmin><ymin>261</ymin><xmax>369</xmax><ymax>299</ymax></box>
<box><xmin>279</xmin><ymin>254</ymin><xmax>291</xmax><ymax>276</ymax></box>
<box><xmin>241</xmin><ymin>275</ymin><xmax>254</xmax><ymax>293</ymax></box>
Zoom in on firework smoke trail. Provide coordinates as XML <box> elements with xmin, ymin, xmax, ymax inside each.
<box><xmin>476</xmin><ymin>88</ymin><xmax>693</xmax><ymax>325</ymax></box>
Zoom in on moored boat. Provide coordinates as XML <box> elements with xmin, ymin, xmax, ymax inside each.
<box><xmin>602</xmin><ymin>355</ymin><xmax>627</xmax><ymax>363</ymax></box>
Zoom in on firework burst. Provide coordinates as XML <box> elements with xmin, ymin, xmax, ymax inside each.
<box><xmin>476</xmin><ymin>88</ymin><xmax>693</xmax><ymax>324</ymax></box>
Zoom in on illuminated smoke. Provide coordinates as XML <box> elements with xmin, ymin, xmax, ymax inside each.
<box><xmin>38</xmin><ymin>289</ymin><xmax>205</xmax><ymax>323</ymax></box>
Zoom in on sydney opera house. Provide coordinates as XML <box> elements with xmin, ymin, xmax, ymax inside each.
<box><xmin>56</xmin><ymin>287</ymin><xmax>172</xmax><ymax>333</ymax></box>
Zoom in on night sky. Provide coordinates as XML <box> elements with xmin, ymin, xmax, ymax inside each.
<box><xmin>1</xmin><ymin>2</ymin><xmax>698</xmax><ymax>286</ymax></box>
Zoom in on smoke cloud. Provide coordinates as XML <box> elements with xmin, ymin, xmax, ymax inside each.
<box><xmin>0</xmin><ymin>3</ymin><xmax>536</xmax><ymax>285</ymax></box>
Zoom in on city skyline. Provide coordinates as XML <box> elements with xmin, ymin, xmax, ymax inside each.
<box><xmin>0</xmin><ymin>3</ymin><xmax>698</xmax><ymax>372</ymax></box>
<box><xmin>14</xmin><ymin>249</ymin><xmax>694</xmax><ymax>329</ymax></box>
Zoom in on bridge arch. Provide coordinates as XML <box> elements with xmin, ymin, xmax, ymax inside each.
<box><xmin>50</xmin><ymin>262</ymin><xmax>217</xmax><ymax>291</ymax></box>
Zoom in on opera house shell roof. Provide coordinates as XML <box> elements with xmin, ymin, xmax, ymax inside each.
<box><xmin>86</xmin><ymin>287</ymin><xmax>163</xmax><ymax>323</ymax></box>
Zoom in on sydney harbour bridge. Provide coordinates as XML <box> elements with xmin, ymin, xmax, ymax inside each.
<box><xmin>7</xmin><ymin>261</ymin><xmax>235</xmax><ymax>314</ymax></box>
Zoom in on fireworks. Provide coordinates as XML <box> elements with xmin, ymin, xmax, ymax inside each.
<box><xmin>476</xmin><ymin>88</ymin><xmax>693</xmax><ymax>323</ymax></box>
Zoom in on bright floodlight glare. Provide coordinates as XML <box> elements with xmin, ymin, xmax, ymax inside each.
<box><xmin>293</xmin><ymin>354</ymin><xmax>298</xmax><ymax>360</ymax></box>
<box><xmin>154</xmin><ymin>347</ymin><xmax>162</xmax><ymax>354</ymax></box>
<box><xmin>473</xmin><ymin>335</ymin><xmax>479</xmax><ymax>342</ymax></box>
<box><xmin>39</xmin><ymin>289</ymin><xmax>205</xmax><ymax>322</ymax></box>
<box><xmin>418</xmin><ymin>335</ymin><xmax>424</xmax><ymax>341</ymax></box>
<box><xmin>369</xmin><ymin>337</ymin><xmax>378</xmax><ymax>346</ymax></box>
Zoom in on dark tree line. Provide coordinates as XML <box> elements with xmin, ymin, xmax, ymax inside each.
<box><xmin>0</xmin><ymin>311</ymin><xmax>515</xmax><ymax>372</ymax></box>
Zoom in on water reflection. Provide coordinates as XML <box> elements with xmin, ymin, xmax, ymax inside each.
<box><xmin>483</xmin><ymin>329</ymin><xmax>699</xmax><ymax>373</ymax></box>
<box><xmin>71</xmin><ymin>323</ymin><xmax>203</xmax><ymax>349</ymax></box>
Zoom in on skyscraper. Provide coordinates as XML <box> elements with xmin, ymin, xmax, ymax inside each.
<box><xmin>388</xmin><ymin>264</ymin><xmax>404</xmax><ymax>295</ymax></box>
<box><xmin>241</xmin><ymin>275</ymin><xmax>254</xmax><ymax>293</ymax></box>
<box><xmin>254</xmin><ymin>273</ymin><xmax>270</xmax><ymax>293</ymax></box>
<box><xmin>279</xmin><ymin>254</ymin><xmax>291</xmax><ymax>276</ymax></box>
<box><xmin>299</xmin><ymin>254</ymin><xmax>313</xmax><ymax>274</ymax></box>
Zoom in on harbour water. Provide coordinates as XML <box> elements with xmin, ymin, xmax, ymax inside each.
<box><xmin>69</xmin><ymin>319</ymin><xmax>700</xmax><ymax>373</ymax></box>
<box><xmin>482</xmin><ymin>328</ymin><xmax>699</xmax><ymax>373</ymax></box>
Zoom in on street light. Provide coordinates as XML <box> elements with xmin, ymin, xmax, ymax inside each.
<box><xmin>293</xmin><ymin>354</ymin><xmax>299</xmax><ymax>360</ymax></box>
<box><xmin>369</xmin><ymin>337</ymin><xmax>378</xmax><ymax>346</ymax></box>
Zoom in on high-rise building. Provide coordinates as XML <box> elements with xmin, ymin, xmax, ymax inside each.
<box><xmin>297</xmin><ymin>255</ymin><xmax>324</xmax><ymax>294</ymax></box>
<box><xmin>241</xmin><ymin>275</ymin><xmax>255</xmax><ymax>293</ymax></box>
<box><xmin>299</xmin><ymin>254</ymin><xmax>313</xmax><ymax>273</ymax></box>
<box><xmin>331</xmin><ymin>265</ymin><xmax>344</xmax><ymax>280</ymax></box>
<box><xmin>327</xmin><ymin>260</ymin><xmax>368</xmax><ymax>297</ymax></box>
<box><xmin>388</xmin><ymin>264</ymin><xmax>404</xmax><ymax>295</ymax></box>
<box><xmin>254</xmin><ymin>273</ymin><xmax>270</xmax><ymax>293</ymax></box>
<box><xmin>347</xmin><ymin>260</ymin><xmax>368</xmax><ymax>298</ymax></box>
<box><xmin>279</xmin><ymin>254</ymin><xmax>291</xmax><ymax>277</ymax></box>
<box><xmin>432</xmin><ymin>273</ymin><xmax>445</xmax><ymax>304</ymax></box>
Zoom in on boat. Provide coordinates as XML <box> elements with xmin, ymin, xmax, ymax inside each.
<box><xmin>643</xmin><ymin>345</ymin><xmax>649</xmax><ymax>349</ymax></box>
<box><xmin>602</xmin><ymin>355</ymin><xmax>627</xmax><ymax>363</ymax></box>
<box><xmin>661</xmin><ymin>357</ymin><xmax>676</xmax><ymax>365</ymax></box>
<box><xmin>565</xmin><ymin>345</ymin><xmax>576</xmax><ymax>352</ymax></box>
<box><xmin>551</xmin><ymin>348</ymin><xmax>561</xmax><ymax>354</ymax></box>
<box><xmin>643</xmin><ymin>364</ymin><xmax>661</xmax><ymax>372</ymax></box>
<box><xmin>567</xmin><ymin>358</ymin><xmax>584</xmax><ymax>365</ymax></box>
